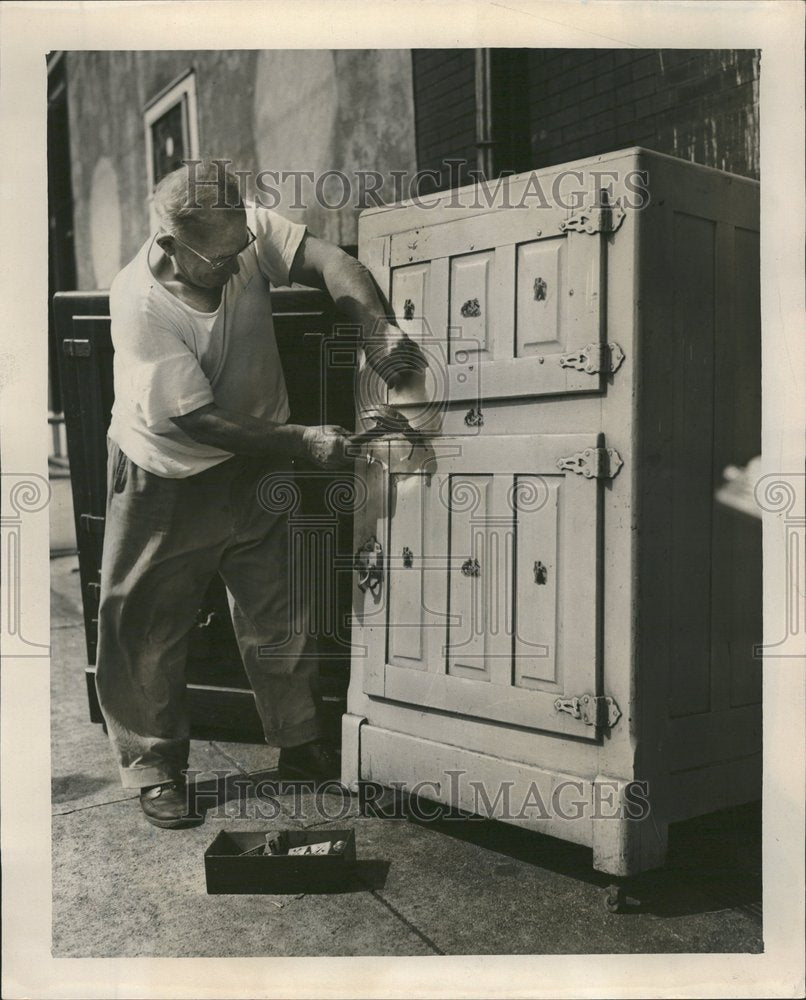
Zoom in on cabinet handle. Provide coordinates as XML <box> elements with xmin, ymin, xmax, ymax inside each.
<box><xmin>461</xmin><ymin>557</ymin><xmax>480</xmax><ymax>577</ymax></box>
<box><xmin>533</xmin><ymin>560</ymin><xmax>548</xmax><ymax>585</ymax></box>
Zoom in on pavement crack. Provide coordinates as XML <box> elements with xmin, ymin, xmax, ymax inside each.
<box><xmin>361</xmin><ymin>886</ymin><xmax>445</xmax><ymax>955</ymax></box>
<box><xmin>53</xmin><ymin>793</ymin><xmax>139</xmax><ymax>816</ymax></box>
<box><xmin>210</xmin><ymin>741</ymin><xmax>254</xmax><ymax>777</ymax></box>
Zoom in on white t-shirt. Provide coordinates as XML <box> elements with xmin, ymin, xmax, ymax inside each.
<box><xmin>107</xmin><ymin>204</ymin><xmax>307</xmax><ymax>478</ymax></box>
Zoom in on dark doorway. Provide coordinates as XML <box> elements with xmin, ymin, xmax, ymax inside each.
<box><xmin>47</xmin><ymin>52</ymin><xmax>77</xmax><ymax>434</ymax></box>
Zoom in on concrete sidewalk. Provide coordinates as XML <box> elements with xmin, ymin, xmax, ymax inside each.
<box><xmin>49</xmin><ymin>476</ymin><xmax>762</xmax><ymax>957</ymax></box>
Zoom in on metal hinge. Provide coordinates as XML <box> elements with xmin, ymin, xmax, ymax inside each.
<box><xmin>557</xmin><ymin>447</ymin><xmax>623</xmax><ymax>480</ymax></box>
<box><xmin>559</xmin><ymin>342</ymin><xmax>625</xmax><ymax>375</ymax></box>
<box><xmin>62</xmin><ymin>339</ymin><xmax>91</xmax><ymax>358</ymax></box>
<box><xmin>559</xmin><ymin>195</ymin><xmax>626</xmax><ymax>235</ymax></box>
<box><xmin>554</xmin><ymin>694</ymin><xmax>622</xmax><ymax>729</ymax></box>
<box><xmin>80</xmin><ymin>513</ymin><xmax>105</xmax><ymax>534</ymax></box>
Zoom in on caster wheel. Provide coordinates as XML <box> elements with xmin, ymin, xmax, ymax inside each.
<box><xmin>605</xmin><ymin>884</ymin><xmax>625</xmax><ymax>913</ymax></box>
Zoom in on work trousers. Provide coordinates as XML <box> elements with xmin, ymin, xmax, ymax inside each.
<box><xmin>95</xmin><ymin>439</ymin><xmax>320</xmax><ymax>789</ymax></box>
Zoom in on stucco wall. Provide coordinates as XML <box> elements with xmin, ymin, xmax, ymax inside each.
<box><xmin>65</xmin><ymin>50</ymin><xmax>418</xmax><ymax>289</ymax></box>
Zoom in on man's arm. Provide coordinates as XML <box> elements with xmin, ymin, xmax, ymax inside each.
<box><xmin>171</xmin><ymin>403</ymin><xmax>350</xmax><ymax>469</ymax></box>
<box><xmin>289</xmin><ymin>234</ymin><xmax>427</xmax><ymax>389</ymax></box>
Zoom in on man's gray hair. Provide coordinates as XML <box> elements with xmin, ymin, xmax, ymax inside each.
<box><xmin>153</xmin><ymin>159</ymin><xmax>244</xmax><ymax>236</ymax></box>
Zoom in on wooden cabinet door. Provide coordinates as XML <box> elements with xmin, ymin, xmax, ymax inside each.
<box><xmin>356</xmin><ymin>433</ymin><xmax>604</xmax><ymax>739</ymax></box>
<box><xmin>366</xmin><ymin>201</ymin><xmax>610</xmax><ymax>408</ymax></box>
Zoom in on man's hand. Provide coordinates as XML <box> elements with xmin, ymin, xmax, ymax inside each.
<box><xmin>365</xmin><ymin>324</ymin><xmax>429</xmax><ymax>390</ymax></box>
<box><xmin>301</xmin><ymin>425</ymin><xmax>353</xmax><ymax>469</ymax></box>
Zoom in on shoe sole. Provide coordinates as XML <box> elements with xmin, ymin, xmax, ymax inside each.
<box><xmin>141</xmin><ymin>812</ymin><xmax>204</xmax><ymax>830</ymax></box>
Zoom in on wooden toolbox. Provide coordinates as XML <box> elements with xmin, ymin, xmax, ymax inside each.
<box><xmin>205</xmin><ymin>829</ymin><xmax>357</xmax><ymax>894</ymax></box>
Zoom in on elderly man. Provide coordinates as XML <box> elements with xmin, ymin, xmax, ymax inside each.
<box><xmin>97</xmin><ymin>160</ymin><xmax>422</xmax><ymax>828</ymax></box>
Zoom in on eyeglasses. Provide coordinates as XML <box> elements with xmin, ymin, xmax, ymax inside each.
<box><xmin>170</xmin><ymin>226</ymin><xmax>256</xmax><ymax>271</ymax></box>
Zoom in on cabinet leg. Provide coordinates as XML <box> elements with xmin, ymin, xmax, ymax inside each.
<box><xmin>604</xmin><ymin>881</ymin><xmax>627</xmax><ymax>914</ymax></box>
<box><xmin>340</xmin><ymin>713</ymin><xmax>366</xmax><ymax>792</ymax></box>
<box><xmin>591</xmin><ymin>774</ymin><xmax>669</xmax><ymax>877</ymax></box>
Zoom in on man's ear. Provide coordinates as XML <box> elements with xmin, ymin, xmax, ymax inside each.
<box><xmin>156</xmin><ymin>234</ymin><xmax>175</xmax><ymax>256</ymax></box>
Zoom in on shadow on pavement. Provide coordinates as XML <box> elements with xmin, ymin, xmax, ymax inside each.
<box><xmin>389</xmin><ymin>796</ymin><xmax>761</xmax><ymax>921</ymax></box>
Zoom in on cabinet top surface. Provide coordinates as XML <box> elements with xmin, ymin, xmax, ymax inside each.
<box><xmin>359</xmin><ymin>146</ymin><xmax>759</xmax><ymax>227</ymax></box>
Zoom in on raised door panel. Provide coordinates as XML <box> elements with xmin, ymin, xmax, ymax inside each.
<box><xmin>386</xmin><ymin>469</ymin><xmax>429</xmax><ymax>669</ymax></box>
<box><xmin>389</xmin><ymin>260</ymin><xmax>450</xmax><ymax>406</ymax></box>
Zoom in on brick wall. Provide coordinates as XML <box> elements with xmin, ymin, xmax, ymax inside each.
<box><xmin>527</xmin><ymin>49</ymin><xmax>759</xmax><ymax>179</ymax></box>
<box><xmin>412</xmin><ymin>48</ymin><xmax>759</xmax><ymax>184</ymax></box>
<box><xmin>412</xmin><ymin>49</ymin><xmax>478</xmax><ymax>192</ymax></box>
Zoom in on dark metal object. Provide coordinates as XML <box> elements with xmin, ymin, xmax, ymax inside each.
<box><xmin>460</xmin><ymin>298</ymin><xmax>481</xmax><ymax>318</ymax></box>
<box><xmin>403</xmin><ymin>298</ymin><xmax>415</xmax><ymax>320</ymax></box>
<box><xmin>533</xmin><ymin>276</ymin><xmax>547</xmax><ymax>301</ymax></box>
<box><xmin>533</xmin><ymin>560</ymin><xmax>548</xmax><ymax>584</ymax></box>
<box><xmin>464</xmin><ymin>407</ymin><xmax>484</xmax><ymax>427</ymax></box>
<box><xmin>355</xmin><ymin>536</ymin><xmax>384</xmax><ymax>594</ymax></box>
<box><xmin>402</xmin><ymin>546</ymin><xmax>414</xmax><ymax>568</ymax></box>
<box><xmin>461</xmin><ymin>557</ymin><xmax>480</xmax><ymax>577</ymax></box>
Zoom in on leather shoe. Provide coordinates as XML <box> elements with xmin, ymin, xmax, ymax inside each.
<box><xmin>278</xmin><ymin>739</ymin><xmax>341</xmax><ymax>782</ymax></box>
<box><xmin>139</xmin><ymin>780</ymin><xmax>203</xmax><ymax>829</ymax></box>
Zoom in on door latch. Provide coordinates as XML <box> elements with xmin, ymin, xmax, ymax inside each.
<box><xmin>355</xmin><ymin>536</ymin><xmax>384</xmax><ymax>594</ymax></box>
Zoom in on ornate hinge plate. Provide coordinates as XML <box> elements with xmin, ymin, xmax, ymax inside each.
<box><xmin>560</xmin><ymin>197</ymin><xmax>626</xmax><ymax>235</ymax></box>
<box><xmin>557</xmin><ymin>447</ymin><xmax>623</xmax><ymax>480</ymax></box>
<box><xmin>554</xmin><ymin>694</ymin><xmax>621</xmax><ymax>729</ymax></box>
<box><xmin>559</xmin><ymin>342</ymin><xmax>624</xmax><ymax>375</ymax></box>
